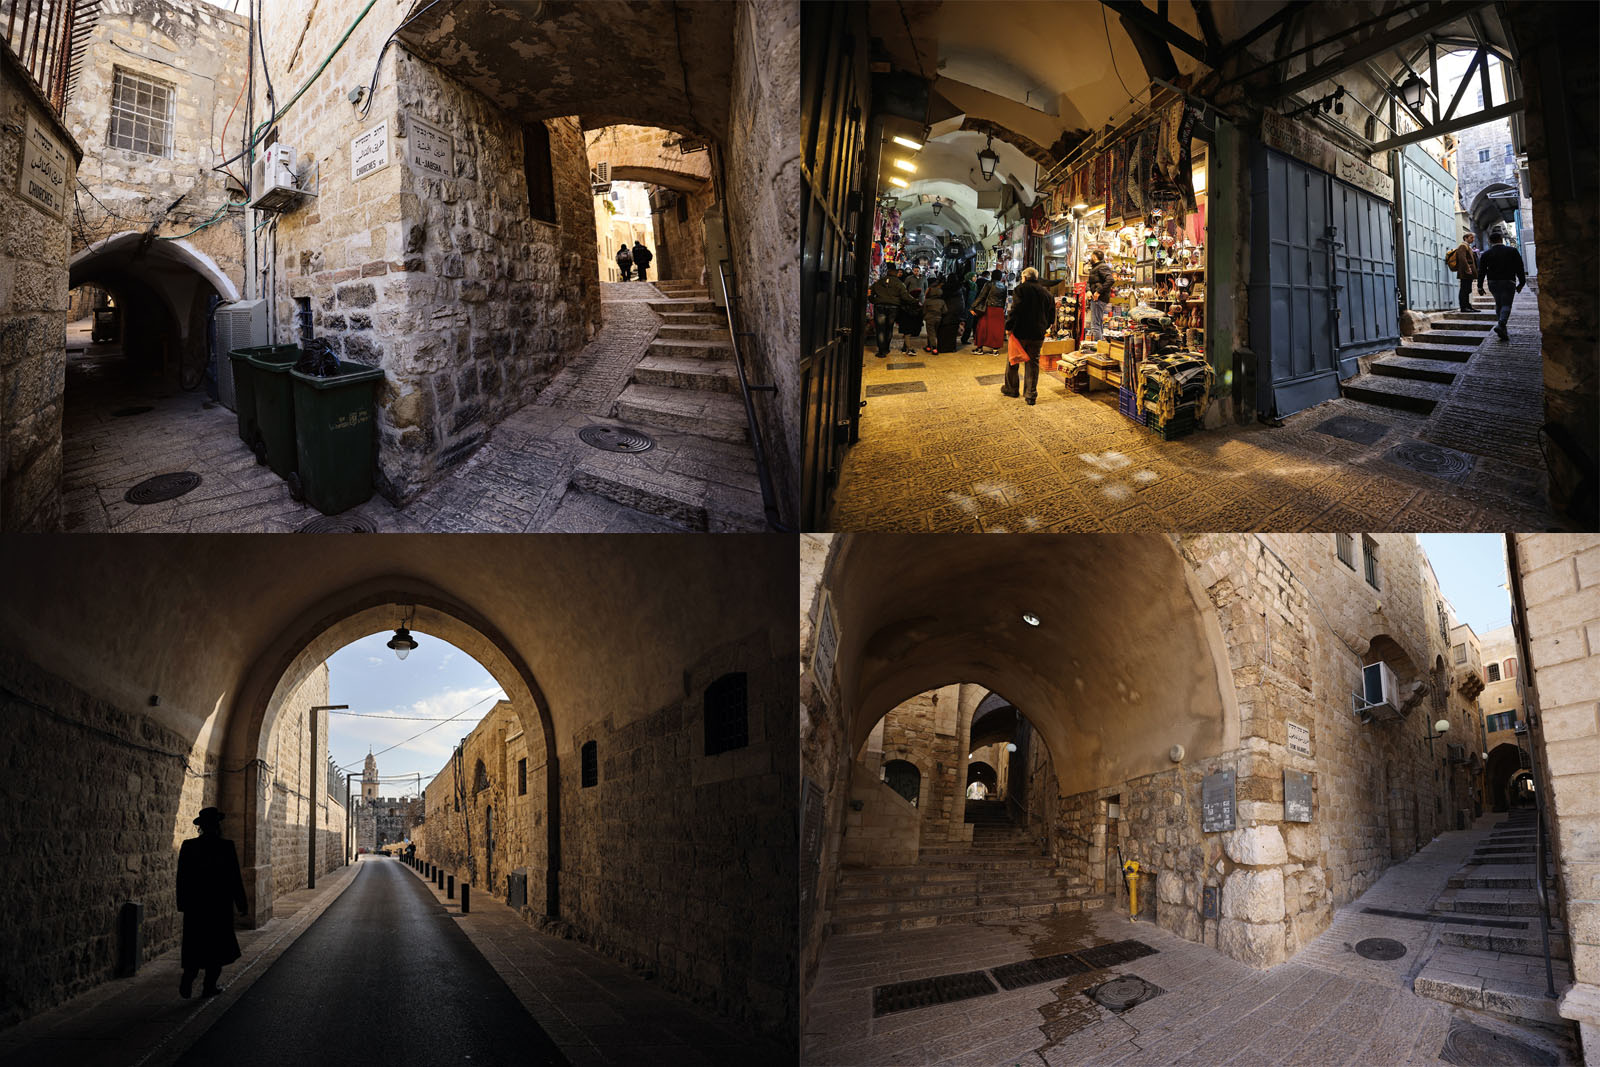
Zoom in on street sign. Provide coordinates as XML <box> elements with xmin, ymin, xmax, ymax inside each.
<box><xmin>1202</xmin><ymin>769</ymin><xmax>1236</xmax><ymax>832</ymax></box>
<box><xmin>1285</xmin><ymin>770</ymin><xmax>1313</xmax><ymax>822</ymax></box>
<box><xmin>1287</xmin><ymin>721</ymin><xmax>1312</xmax><ymax>758</ymax></box>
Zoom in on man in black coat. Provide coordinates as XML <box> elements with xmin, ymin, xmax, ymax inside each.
<box><xmin>177</xmin><ymin>807</ymin><xmax>248</xmax><ymax>997</ymax></box>
<box><xmin>1085</xmin><ymin>251</ymin><xmax>1115</xmax><ymax>340</ymax></box>
<box><xmin>1001</xmin><ymin>267</ymin><xmax>1056</xmax><ymax>405</ymax></box>
<box><xmin>630</xmin><ymin>240</ymin><xmax>653</xmax><ymax>281</ymax></box>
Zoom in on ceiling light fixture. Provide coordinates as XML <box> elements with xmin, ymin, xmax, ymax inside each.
<box><xmin>388</xmin><ymin>607</ymin><xmax>419</xmax><ymax>660</ymax></box>
<box><xmin>893</xmin><ymin>158</ymin><xmax>917</xmax><ymax>173</ymax></box>
<box><xmin>977</xmin><ymin>134</ymin><xmax>999</xmax><ymax>182</ymax></box>
<box><xmin>1398</xmin><ymin>74</ymin><xmax>1427</xmax><ymax>110</ymax></box>
<box><xmin>887</xmin><ymin>176</ymin><xmax>908</xmax><ymax>188</ymax></box>
<box><xmin>1021</xmin><ymin>612</ymin><xmax>1041</xmax><ymax>627</ymax></box>
<box><xmin>892</xmin><ymin>134</ymin><xmax>923</xmax><ymax>151</ymax></box>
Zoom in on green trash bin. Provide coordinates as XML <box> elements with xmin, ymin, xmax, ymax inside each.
<box><xmin>228</xmin><ymin>344</ymin><xmax>296</xmax><ymax>450</ymax></box>
<box><xmin>245</xmin><ymin>345</ymin><xmax>302</xmax><ymax>480</ymax></box>
<box><xmin>290</xmin><ymin>360</ymin><xmax>385</xmax><ymax>514</ymax></box>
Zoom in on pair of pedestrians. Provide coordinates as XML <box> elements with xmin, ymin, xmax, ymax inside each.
<box><xmin>613</xmin><ymin>240</ymin><xmax>654</xmax><ymax>281</ymax></box>
<box><xmin>1450</xmin><ymin>230</ymin><xmax>1527</xmax><ymax>340</ymax></box>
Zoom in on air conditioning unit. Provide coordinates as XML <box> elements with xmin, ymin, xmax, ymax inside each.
<box><xmin>591</xmin><ymin>161</ymin><xmax>611</xmax><ymax>195</ymax></box>
<box><xmin>1360</xmin><ymin>661</ymin><xmax>1403</xmax><ymax>720</ymax></box>
<box><xmin>213</xmin><ymin>299</ymin><xmax>268</xmax><ymax>412</ymax></box>
<box><xmin>248</xmin><ymin>142</ymin><xmax>304</xmax><ymax>212</ymax></box>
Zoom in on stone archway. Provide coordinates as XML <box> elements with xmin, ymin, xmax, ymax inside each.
<box><xmin>1486</xmin><ymin>742</ymin><xmax>1525</xmax><ymax>812</ymax></box>
<box><xmin>219</xmin><ymin>577</ymin><xmax>560</xmax><ymax>926</ymax></box>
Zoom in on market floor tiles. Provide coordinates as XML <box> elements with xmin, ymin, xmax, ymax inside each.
<box><xmin>829</xmin><ymin>291</ymin><xmax>1572</xmax><ymax>532</ymax></box>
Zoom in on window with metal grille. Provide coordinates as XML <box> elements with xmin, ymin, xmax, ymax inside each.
<box><xmin>522</xmin><ymin>122</ymin><xmax>557</xmax><ymax>223</ymax></box>
<box><xmin>1361</xmin><ymin>536</ymin><xmax>1379</xmax><ymax>589</ymax></box>
<box><xmin>473</xmin><ymin>759</ymin><xmax>489</xmax><ymax>793</ymax></box>
<box><xmin>1477</xmin><ymin>148</ymin><xmax>1490</xmax><ymax>162</ymax></box>
<box><xmin>294</xmin><ymin>296</ymin><xmax>312</xmax><ymax>341</ymax></box>
<box><xmin>580</xmin><ymin>740</ymin><xmax>597</xmax><ymax>787</ymax></box>
<box><xmin>1336</xmin><ymin>533</ymin><xmax>1353</xmax><ymax>568</ymax></box>
<box><xmin>676</xmin><ymin>193</ymin><xmax>689</xmax><ymax>223</ymax></box>
<box><xmin>704</xmin><ymin>672</ymin><xmax>749</xmax><ymax>756</ymax></box>
<box><xmin>1486</xmin><ymin>711</ymin><xmax>1516</xmax><ymax>732</ymax></box>
<box><xmin>1487</xmin><ymin>663</ymin><xmax>1500</xmax><ymax>682</ymax></box>
<box><xmin>108</xmin><ymin>68</ymin><xmax>174</xmax><ymax>157</ymax></box>
<box><xmin>517</xmin><ymin>757</ymin><xmax>527</xmax><ymax>796</ymax></box>
<box><xmin>1436</xmin><ymin>602</ymin><xmax>1449</xmax><ymax>642</ymax></box>
<box><xmin>882</xmin><ymin>759</ymin><xmax>920</xmax><ymax>806</ymax></box>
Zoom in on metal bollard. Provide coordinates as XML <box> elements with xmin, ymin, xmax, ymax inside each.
<box><xmin>116</xmin><ymin>901</ymin><xmax>143</xmax><ymax>977</ymax></box>
<box><xmin>461</xmin><ymin>883</ymin><xmax>470</xmax><ymax>913</ymax></box>
<box><xmin>447</xmin><ymin>874</ymin><xmax>454</xmax><ymax>899</ymax></box>
<box><xmin>436</xmin><ymin>868</ymin><xmax>443</xmax><ymax>889</ymax></box>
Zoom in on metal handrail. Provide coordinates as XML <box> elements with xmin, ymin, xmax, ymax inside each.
<box><xmin>715</xmin><ymin>261</ymin><xmax>793</xmax><ymax>531</ymax></box>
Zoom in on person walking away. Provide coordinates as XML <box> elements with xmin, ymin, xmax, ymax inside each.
<box><xmin>1477</xmin><ymin>229</ymin><xmax>1527</xmax><ymax>341</ymax></box>
<box><xmin>869</xmin><ymin>266</ymin><xmax>909</xmax><ymax>358</ymax></box>
<box><xmin>944</xmin><ymin>271</ymin><xmax>969</xmax><ymax>347</ymax></box>
<box><xmin>1447</xmin><ymin>232</ymin><xmax>1478</xmax><ymax>312</ymax></box>
<box><xmin>614</xmin><ymin>242</ymin><xmax>632</xmax><ymax>281</ymax></box>
<box><xmin>973</xmin><ymin>270</ymin><xmax>1008</xmax><ymax>354</ymax></box>
<box><xmin>630</xmin><ymin>240</ymin><xmax>652</xmax><ymax>281</ymax></box>
<box><xmin>177</xmin><ymin>807</ymin><xmax>248</xmax><ymax>998</ymax></box>
<box><xmin>1085</xmin><ymin>251</ymin><xmax>1115</xmax><ymax>341</ymax></box>
<box><xmin>1001</xmin><ymin>267</ymin><xmax>1056</xmax><ymax>405</ymax></box>
<box><xmin>1474</xmin><ymin>233</ymin><xmax>1488</xmax><ymax>301</ymax></box>
<box><xmin>896</xmin><ymin>268</ymin><xmax>923</xmax><ymax>353</ymax></box>
<box><xmin>921</xmin><ymin>281</ymin><xmax>947</xmax><ymax>355</ymax></box>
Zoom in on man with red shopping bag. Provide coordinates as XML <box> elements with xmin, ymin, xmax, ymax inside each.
<box><xmin>1000</xmin><ymin>267</ymin><xmax>1056</xmax><ymax>406</ymax></box>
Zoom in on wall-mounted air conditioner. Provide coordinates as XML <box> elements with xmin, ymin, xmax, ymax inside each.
<box><xmin>591</xmin><ymin>161</ymin><xmax>611</xmax><ymax>195</ymax></box>
<box><xmin>1359</xmin><ymin>661</ymin><xmax>1403</xmax><ymax>721</ymax></box>
<box><xmin>248</xmin><ymin>142</ymin><xmax>309</xmax><ymax>213</ymax></box>
<box><xmin>213</xmin><ymin>299</ymin><xmax>268</xmax><ymax>412</ymax></box>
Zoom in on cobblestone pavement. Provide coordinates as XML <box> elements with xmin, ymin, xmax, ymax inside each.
<box><xmin>804</xmin><ymin>817</ymin><xmax>1579</xmax><ymax>1066</ymax></box>
<box><xmin>59</xmin><ymin>283</ymin><xmax>755</xmax><ymax>532</ymax></box>
<box><xmin>829</xmin><ymin>290</ymin><xmax>1571</xmax><ymax>533</ymax></box>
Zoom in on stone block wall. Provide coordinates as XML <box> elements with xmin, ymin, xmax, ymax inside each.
<box><xmin>877</xmin><ymin>687</ymin><xmax>964</xmax><ymax>843</ymax></box>
<box><xmin>840</xmin><ymin>761</ymin><xmax>921</xmax><ymax>867</ymax></box>
<box><xmin>652</xmin><ymin>182</ymin><xmax>716</xmax><ymax>284</ymax></box>
<box><xmin>1513</xmin><ymin>534</ymin><xmax>1600</xmax><ymax>1059</ymax></box>
<box><xmin>1</xmin><ymin>45</ymin><xmax>78</xmax><ymax>532</ymax></box>
<box><xmin>264</xmin><ymin>663</ymin><xmax>348</xmax><ymax>900</ymax></box>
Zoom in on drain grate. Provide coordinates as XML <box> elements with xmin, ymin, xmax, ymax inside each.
<box><xmin>1075</xmin><ymin>939</ymin><xmax>1159</xmax><ymax>970</ymax></box>
<box><xmin>111</xmin><ymin>405</ymin><xmax>154</xmax><ymax>417</ymax></box>
<box><xmin>297</xmin><ymin>515</ymin><xmax>377</xmax><ymax>533</ymax></box>
<box><xmin>886</xmin><ymin>361</ymin><xmax>925</xmax><ymax>370</ymax></box>
<box><xmin>991</xmin><ymin>952</ymin><xmax>1094</xmax><ymax>991</ymax></box>
<box><xmin>1381</xmin><ymin>440</ymin><xmax>1476</xmax><ymax>484</ymax></box>
<box><xmin>1355</xmin><ymin>937</ymin><xmax>1408</xmax><ymax>960</ymax></box>
<box><xmin>577</xmin><ymin>425</ymin><xmax>655</xmax><ymax>453</ymax></box>
<box><xmin>124</xmin><ymin>472</ymin><xmax>201</xmax><ymax>505</ymax></box>
<box><xmin>1087</xmin><ymin>975</ymin><xmax>1163</xmax><ymax>1012</ymax></box>
<box><xmin>1312</xmin><ymin>415</ymin><xmax>1392</xmax><ymax>445</ymax></box>
<box><xmin>865</xmin><ymin>381</ymin><xmax>927</xmax><ymax>396</ymax></box>
<box><xmin>1362</xmin><ymin>907</ymin><xmax>1527</xmax><ymax>929</ymax></box>
<box><xmin>872</xmin><ymin>971</ymin><xmax>997</xmax><ymax>1017</ymax></box>
<box><xmin>975</xmin><ymin>373</ymin><xmax>1007</xmax><ymax>386</ymax></box>
<box><xmin>1441</xmin><ymin>1023</ymin><xmax>1557</xmax><ymax>1066</ymax></box>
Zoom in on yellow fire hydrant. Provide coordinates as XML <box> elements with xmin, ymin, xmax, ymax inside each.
<box><xmin>1123</xmin><ymin>859</ymin><xmax>1142</xmax><ymax>922</ymax></box>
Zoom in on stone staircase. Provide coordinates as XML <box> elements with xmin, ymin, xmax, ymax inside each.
<box><xmin>1339</xmin><ymin>296</ymin><xmax>1497</xmax><ymax>415</ymax></box>
<box><xmin>1413</xmin><ymin>809</ymin><xmax>1573</xmax><ymax>1025</ymax></box>
<box><xmin>567</xmin><ymin>279</ymin><xmax>766</xmax><ymax>531</ymax></box>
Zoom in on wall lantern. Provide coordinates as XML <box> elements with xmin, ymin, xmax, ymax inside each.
<box><xmin>932</xmin><ymin>199</ymin><xmax>943</xmax><ymax>216</ymax></box>
<box><xmin>1398</xmin><ymin>74</ymin><xmax>1428</xmax><ymax>111</ymax></box>
<box><xmin>1005</xmin><ymin>742</ymin><xmax>1018</xmax><ymax>753</ymax></box>
<box><xmin>977</xmin><ymin>134</ymin><xmax>1000</xmax><ymax>182</ymax></box>
<box><xmin>1071</xmin><ymin>202</ymin><xmax>1089</xmax><ymax>219</ymax></box>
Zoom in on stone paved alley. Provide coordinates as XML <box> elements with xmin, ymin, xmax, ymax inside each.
<box><xmin>804</xmin><ymin>814</ymin><xmax>1578</xmax><ymax>1066</ymax></box>
<box><xmin>60</xmin><ymin>283</ymin><xmax>764</xmax><ymax>533</ymax></box>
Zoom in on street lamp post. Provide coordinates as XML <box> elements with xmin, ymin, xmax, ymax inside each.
<box><xmin>307</xmin><ymin>704</ymin><xmax>348</xmax><ymax>888</ymax></box>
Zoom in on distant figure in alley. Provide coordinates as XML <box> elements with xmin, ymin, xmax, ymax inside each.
<box><xmin>177</xmin><ymin>807</ymin><xmax>248</xmax><ymax>998</ymax></box>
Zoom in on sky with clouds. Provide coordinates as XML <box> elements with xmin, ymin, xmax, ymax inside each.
<box><xmin>1417</xmin><ymin>533</ymin><xmax>1511</xmax><ymax>636</ymax></box>
<box><xmin>325</xmin><ymin>630</ymin><xmax>505</xmax><ymax>797</ymax></box>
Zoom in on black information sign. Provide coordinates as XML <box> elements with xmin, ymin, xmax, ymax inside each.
<box><xmin>1201</xmin><ymin>769</ymin><xmax>1236</xmax><ymax>832</ymax></box>
<box><xmin>1284</xmin><ymin>770</ymin><xmax>1313</xmax><ymax>822</ymax></box>
<box><xmin>800</xmin><ymin>776</ymin><xmax>826</xmax><ymax>918</ymax></box>
<box><xmin>1201</xmin><ymin>886</ymin><xmax>1220</xmax><ymax>919</ymax></box>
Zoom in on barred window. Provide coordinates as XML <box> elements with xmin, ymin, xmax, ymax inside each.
<box><xmin>1361</xmin><ymin>536</ymin><xmax>1379</xmax><ymax>590</ymax></box>
<box><xmin>1336</xmin><ymin>533</ymin><xmax>1354</xmax><ymax>568</ymax></box>
<box><xmin>580</xmin><ymin>740</ymin><xmax>597</xmax><ymax>788</ymax></box>
<box><xmin>108</xmin><ymin>68</ymin><xmax>174</xmax><ymax>157</ymax></box>
<box><xmin>1487</xmin><ymin>663</ymin><xmax>1500</xmax><ymax>683</ymax></box>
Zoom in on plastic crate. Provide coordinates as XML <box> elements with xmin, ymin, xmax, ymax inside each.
<box><xmin>1117</xmin><ymin>386</ymin><xmax>1142</xmax><ymax>422</ymax></box>
<box><xmin>1145</xmin><ymin>406</ymin><xmax>1199</xmax><ymax>441</ymax></box>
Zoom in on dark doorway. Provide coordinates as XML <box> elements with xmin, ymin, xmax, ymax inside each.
<box><xmin>1486</xmin><ymin>743</ymin><xmax>1525</xmax><ymax>812</ymax></box>
<box><xmin>882</xmin><ymin>759</ymin><xmax>920</xmax><ymax>807</ymax></box>
<box><xmin>966</xmin><ymin>760</ymin><xmax>997</xmax><ymax>796</ymax></box>
<box><xmin>485</xmin><ymin>806</ymin><xmax>495</xmax><ymax>893</ymax></box>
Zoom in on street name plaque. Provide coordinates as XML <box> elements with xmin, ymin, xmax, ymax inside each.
<box><xmin>1287</xmin><ymin>721</ymin><xmax>1311</xmax><ymax>758</ymax></box>
<box><xmin>1284</xmin><ymin>770</ymin><xmax>1313</xmax><ymax>822</ymax></box>
<box><xmin>1201</xmin><ymin>769</ymin><xmax>1235</xmax><ymax>832</ymax></box>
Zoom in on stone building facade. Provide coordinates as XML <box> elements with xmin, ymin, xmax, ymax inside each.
<box><xmin>1455</xmin><ymin>109</ymin><xmax>1536</xmax><ymax>271</ymax></box>
<box><xmin>586</xmin><ymin>123</ymin><xmax>714</xmax><ymax>285</ymax></box>
<box><xmin>1478</xmin><ymin>623</ymin><xmax>1530</xmax><ymax>810</ymax></box>
<box><xmin>801</xmin><ymin>534</ymin><xmax>1497</xmax><ymax>1000</ymax></box>
<box><xmin>266</xmin><ymin>663</ymin><xmax>348</xmax><ymax>899</ymax></box>
<box><xmin>353</xmin><ymin>753</ymin><xmax>418</xmax><ymax>852</ymax></box>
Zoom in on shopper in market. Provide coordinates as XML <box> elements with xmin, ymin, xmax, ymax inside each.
<box><xmin>1086</xmin><ymin>251</ymin><xmax>1115</xmax><ymax>341</ymax></box>
<box><xmin>958</xmin><ymin>270</ymin><xmax>978</xmax><ymax>346</ymax></box>
<box><xmin>1448</xmin><ymin>232</ymin><xmax>1479</xmax><ymax>312</ymax></box>
<box><xmin>972</xmin><ymin>269</ymin><xmax>1008</xmax><ymax>354</ymax></box>
<box><xmin>921</xmin><ymin>280</ymin><xmax>947</xmax><ymax>355</ymax></box>
<box><xmin>1477</xmin><ymin>229</ymin><xmax>1527</xmax><ymax>342</ymax></box>
<box><xmin>895</xmin><ymin>267</ymin><xmax>924</xmax><ymax>353</ymax></box>
<box><xmin>943</xmin><ymin>271</ymin><xmax>969</xmax><ymax>348</ymax></box>
<box><xmin>869</xmin><ymin>265</ymin><xmax>910</xmax><ymax>358</ymax></box>
<box><xmin>1000</xmin><ymin>266</ymin><xmax>1055</xmax><ymax>405</ymax></box>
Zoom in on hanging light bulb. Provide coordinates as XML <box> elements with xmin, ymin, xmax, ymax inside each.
<box><xmin>388</xmin><ymin>607</ymin><xmax>418</xmax><ymax>660</ymax></box>
<box><xmin>977</xmin><ymin>134</ymin><xmax>999</xmax><ymax>182</ymax></box>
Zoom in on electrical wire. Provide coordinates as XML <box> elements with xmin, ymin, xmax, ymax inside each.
<box><xmin>336</xmin><ymin>691</ymin><xmax>502</xmax><ymax>771</ymax></box>
<box><xmin>215</xmin><ymin>64</ymin><xmax>249</xmax><ymax>186</ymax></box>
<box><xmin>253</xmin><ymin>0</ymin><xmax>277</xmax><ymax>117</ymax></box>
<box><xmin>357</xmin><ymin>0</ymin><xmax>448</xmax><ymax>120</ymax></box>
<box><xmin>1102</xmin><ymin>5</ymin><xmax>1141</xmax><ymax>106</ymax></box>
<box><xmin>330</xmin><ymin>711</ymin><xmax>480</xmax><ymax>720</ymax></box>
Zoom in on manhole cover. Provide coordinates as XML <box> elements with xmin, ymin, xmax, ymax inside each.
<box><xmin>1088</xmin><ymin>975</ymin><xmax>1162</xmax><ymax>1012</ymax></box>
<box><xmin>865</xmin><ymin>381</ymin><xmax>927</xmax><ymax>396</ymax></box>
<box><xmin>111</xmin><ymin>405</ymin><xmax>154</xmax><ymax>417</ymax></box>
<box><xmin>872</xmin><ymin>970</ymin><xmax>997</xmax><ymax>1017</ymax></box>
<box><xmin>1441</xmin><ymin>1023</ymin><xmax>1557</xmax><ymax>1066</ymax></box>
<box><xmin>992</xmin><ymin>952</ymin><xmax>1094</xmax><ymax>991</ymax></box>
<box><xmin>1382</xmin><ymin>440</ymin><xmax>1476</xmax><ymax>484</ymax></box>
<box><xmin>297</xmin><ymin>515</ymin><xmax>377</xmax><ymax>533</ymax></box>
<box><xmin>1355</xmin><ymin>937</ymin><xmax>1408</xmax><ymax>960</ymax></box>
<box><xmin>577</xmin><ymin>425</ymin><xmax>655</xmax><ymax>453</ymax></box>
<box><xmin>124</xmin><ymin>472</ymin><xmax>201</xmax><ymax>504</ymax></box>
<box><xmin>1312</xmin><ymin>414</ymin><xmax>1392</xmax><ymax>445</ymax></box>
<box><xmin>1075</xmin><ymin>939</ymin><xmax>1159</xmax><ymax>970</ymax></box>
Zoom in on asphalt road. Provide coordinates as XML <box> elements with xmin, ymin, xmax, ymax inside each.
<box><xmin>175</xmin><ymin>857</ymin><xmax>566</xmax><ymax>1066</ymax></box>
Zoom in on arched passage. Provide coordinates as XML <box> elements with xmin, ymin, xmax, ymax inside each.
<box><xmin>1486</xmin><ymin>742</ymin><xmax>1526</xmax><ymax>812</ymax></box>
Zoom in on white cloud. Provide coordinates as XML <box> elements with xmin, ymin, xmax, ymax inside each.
<box><xmin>366</xmin><ymin>657</ymin><xmax>384</xmax><ymax>666</ymax></box>
<box><xmin>330</xmin><ymin>683</ymin><xmax>508</xmax><ymax>775</ymax></box>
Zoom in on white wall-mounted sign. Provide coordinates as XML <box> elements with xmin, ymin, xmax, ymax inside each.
<box><xmin>19</xmin><ymin>114</ymin><xmax>68</xmax><ymax>219</ymax></box>
<box><xmin>811</xmin><ymin>590</ymin><xmax>838</xmax><ymax>700</ymax></box>
<box><xmin>404</xmin><ymin>116</ymin><xmax>453</xmax><ymax>179</ymax></box>
<box><xmin>351</xmin><ymin>121</ymin><xmax>390</xmax><ymax>182</ymax></box>
<box><xmin>1287</xmin><ymin>720</ymin><xmax>1312</xmax><ymax>758</ymax></box>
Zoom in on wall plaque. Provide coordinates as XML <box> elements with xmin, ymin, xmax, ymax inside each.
<box><xmin>1260</xmin><ymin>109</ymin><xmax>1394</xmax><ymax>202</ymax></box>
<box><xmin>352</xmin><ymin>121</ymin><xmax>390</xmax><ymax>182</ymax></box>
<box><xmin>1287</xmin><ymin>720</ymin><xmax>1311</xmax><ymax>758</ymax></box>
<box><xmin>1201</xmin><ymin>769</ymin><xmax>1236</xmax><ymax>833</ymax></box>
<box><xmin>811</xmin><ymin>591</ymin><xmax>838</xmax><ymax>698</ymax></box>
<box><xmin>19</xmin><ymin>114</ymin><xmax>68</xmax><ymax>218</ymax></box>
<box><xmin>799</xmin><ymin>776</ymin><xmax>825</xmax><ymax>919</ymax></box>
<box><xmin>405</xmin><ymin>116</ymin><xmax>453</xmax><ymax>178</ymax></box>
<box><xmin>1284</xmin><ymin>770</ymin><xmax>1313</xmax><ymax>822</ymax></box>
<box><xmin>1201</xmin><ymin>885</ymin><xmax>1220</xmax><ymax>919</ymax></box>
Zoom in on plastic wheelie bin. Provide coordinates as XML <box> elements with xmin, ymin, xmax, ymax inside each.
<box><xmin>229</xmin><ymin>344</ymin><xmax>296</xmax><ymax>449</ymax></box>
<box><xmin>244</xmin><ymin>345</ymin><xmax>302</xmax><ymax>478</ymax></box>
<box><xmin>290</xmin><ymin>360</ymin><xmax>385</xmax><ymax>514</ymax></box>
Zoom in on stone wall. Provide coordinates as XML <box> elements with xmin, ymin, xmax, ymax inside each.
<box><xmin>1</xmin><ymin>44</ymin><xmax>79</xmax><ymax>532</ymax></box>
<box><xmin>264</xmin><ymin>663</ymin><xmax>347</xmax><ymax>900</ymax></box>
<box><xmin>724</xmin><ymin>0</ymin><xmax>800</xmax><ymax>525</ymax></box>
<box><xmin>1513</xmin><ymin>533</ymin><xmax>1600</xmax><ymax>1060</ymax></box>
<box><xmin>652</xmin><ymin>182</ymin><xmax>716</xmax><ymax>284</ymax></box>
<box><xmin>840</xmin><ymin>762</ymin><xmax>921</xmax><ymax>867</ymax></box>
<box><xmin>876</xmin><ymin>687</ymin><xmax>964</xmax><ymax>844</ymax></box>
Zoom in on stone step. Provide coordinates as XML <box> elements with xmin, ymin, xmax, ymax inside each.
<box><xmin>646</xmin><ymin>298</ymin><xmax>719</xmax><ymax>314</ymax></box>
<box><xmin>1412</xmin><ymin>948</ymin><xmax>1571</xmax><ymax>1025</ymax></box>
<box><xmin>656</xmin><ymin>288</ymin><xmax>710</xmax><ymax>300</ymax></box>
<box><xmin>842</xmin><ymin>857</ymin><xmax>1056</xmax><ymax>881</ymax></box>
<box><xmin>647</xmin><ymin>337</ymin><xmax>735</xmax><ymax>361</ymax></box>
<box><xmin>1340</xmin><ymin>374</ymin><xmax>1448</xmax><ymax>414</ymax></box>
<box><xmin>1439</xmin><ymin>927</ymin><xmax>1570</xmax><ymax>961</ymax></box>
<box><xmin>1395</xmin><ymin>341</ymin><xmax>1474</xmax><ymax>362</ymax></box>
<box><xmin>836</xmin><ymin>873</ymin><xmax>1073</xmax><ymax>896</ymax></box>
<box><xmin>631</xmin><ymin>355</ymin><xmax>739</xmax><ymax>394</ymax></box>
<box><xmin>569</xmin><ymin>458</ymin><xmax>710</xmax><ymax>532</ymax></box>
<box><xmin>832</xmin><ymin>884</ymin><xmax>1090</xmax><ymax>913</ymax></box>
<box><xmin>827</xmin><ymin>896</ymin><xmax>1109</xmax><ymax>937</ymax></box>
<box><xmin>1441</xmin><ymin>310</ymin><xmax>1497</xmax><ymax>320</ymax></box>
<box><xmin>657</xmin><ymin>310</ymin><xmax>726</xmax><ymax>326</ymax></box>
<box><xmin>613</xmin><ymin>384</ymin><xmax>749</xmax><ymax>443</ymax></box>
<box><xmin>1433</xmin><ymin>320</ymin><xmax>1495</xmax><ymax>331</ymax></box>
<box><xmin>1448</xmin><ymin>867</ymin><xmax>1538</xmax><ymax>890</ymax></box>
<box><xmin>656</xmin><ymin>323</ymin><xmax>730</xmax><ymax>342</ymax></box>
<box><xmin>1415</xmin><ymin>330</ymin><xmax>1486</xmax><ymax>347</ymax></box>
<box><xmin>1435</xmin><ymin>889</ymin><xmax>1547</xmax><ymax>917</ymax></box>
<box><xmin>1370</xmin><ymin>356</ymin><xmax>1459</xmax><ymax>384</ymax></box>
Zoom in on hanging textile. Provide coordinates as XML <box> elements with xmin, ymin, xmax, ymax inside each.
<box><xmin>1126</xmin><ymin>129</ymin><xmax>1146</xmax><ymax>218</ymax></box>
<box><xmin>1178</xmin><ymin>103</ymin><xmax>1199</xmax><ymax>214</ymax></box>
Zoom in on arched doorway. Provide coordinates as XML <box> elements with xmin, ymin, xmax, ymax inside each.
<box><xmin>966</xmin><ymin>760</ymin><xmax>998</xmax><ymax>795</ymax></box>
<box><xmin>1486</xmin><ymin>742</ymin><xmax>1525</xmax><ymax>812</ymax></box>
<box><xmin>881</xmin><ymin>759</ymin><xmax>921</xmax><ymax>806</ymax></box>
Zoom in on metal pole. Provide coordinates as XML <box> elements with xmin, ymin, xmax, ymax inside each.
<box><xmin>306</xmin><ymin>705</ymin><xmax>347</xmax><ymax>889</ymax></box>
<box><xmin>345</xmin><ymin>771</ymin><xmax>351</xmax><ymax>867</ymax></box>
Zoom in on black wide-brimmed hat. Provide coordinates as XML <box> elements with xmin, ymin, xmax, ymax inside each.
<box><xmin>193</xmin><ymin>807</ymin><xmax>225</xmax><ymax>827</ymax></box>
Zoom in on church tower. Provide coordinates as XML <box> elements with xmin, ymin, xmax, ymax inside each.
<box><xmin>362</xmin><ymin>751</ymin><xmax>378</xmax><ymax>802</ymax></box>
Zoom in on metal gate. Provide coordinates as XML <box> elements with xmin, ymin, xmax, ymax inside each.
<box><xmin>1398</xmin><ymin>144</ymin><xmax>1457</xmax><ymax>311</ymax></box>
<box><xmin>1251</xmin><ymin>148</ymin><xmax>1399</xmax><ymax>417</ymax></box>
<box><xmin>800</xmin><ymin>2</ymin><xmax>869</xmax><ymax>528</ymax></box>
